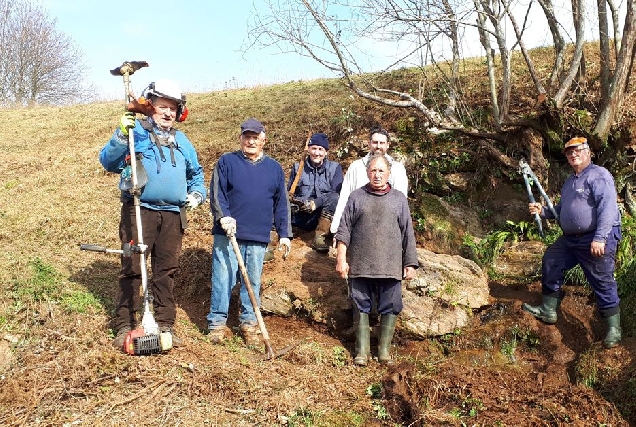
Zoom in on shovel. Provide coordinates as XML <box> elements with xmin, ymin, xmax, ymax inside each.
<box><xmin>227</xmin><ymin>233</ymin><xmax>281</xmax><ymax>360</ymax></box>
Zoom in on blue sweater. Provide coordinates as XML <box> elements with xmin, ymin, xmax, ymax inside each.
<box><xmin>210</xmin><ymin>151</ymin><xmax>291</xmax><ymax>243</ymax></box>
<box><xmin>99</xmin><ymin>119</ymin><xmax>206</xmax><ymax>212</ymax></box>
<box><xmin>543</xmin><ymin>163</ymin><xmax>620</xmax><ymax>241</ymax></box>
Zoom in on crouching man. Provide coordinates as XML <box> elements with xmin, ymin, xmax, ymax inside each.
<box><xmin>288</xmin><ymin>132</ymin><xmax>343</xmax><ymax>251</ymax></box>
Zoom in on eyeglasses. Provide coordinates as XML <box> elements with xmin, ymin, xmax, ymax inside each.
<box><xmin>564</xmin><ymin>146</ymin><xmax>588</xmax><ymax>157</ymax></box>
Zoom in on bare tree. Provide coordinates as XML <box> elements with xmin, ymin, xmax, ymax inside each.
<box><xmin>247</xmin><ymin>0</ymin><xmax>636</xmax><ymax>148</ymax></box>
<box><xmin>0</xmin><ymin>0</ymin><xmax>89</xmax><ymax>106</ymax></box>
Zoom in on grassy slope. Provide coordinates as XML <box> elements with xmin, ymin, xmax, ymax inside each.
<box><xmin>0</xmin><ymin>78</ymin><xmax>394</xmax><ymax>425</ymax></box>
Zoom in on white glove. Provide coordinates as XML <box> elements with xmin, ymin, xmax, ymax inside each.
<box><xmin>219</xmin><ymin>216</ymin><xmax>236</xmax><ymax>236</ymax></box>
<box><xmin>185</xmin><ymin>193</ymin><xmax>202</xmax><ymax>210</ymax></box>
<box><xmin>278</xmin><ymin>237</ymin><xmax>291</xmax><ymax>259</ymax></box>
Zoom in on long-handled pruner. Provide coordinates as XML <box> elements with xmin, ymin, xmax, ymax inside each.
<box><xmin>227</xmin><ymin>233</ymin><xmax>301</xmax><ymax>360</ymax></box>
<box><xmin>519</xmin><ymin>159</ymin><xmax>559</xmax><ymax>238</ymax></box>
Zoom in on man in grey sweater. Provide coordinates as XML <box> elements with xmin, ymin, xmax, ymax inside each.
<box><xmin>335</xmin><ymin>154</ymin><xmax>419</xmax><ymax>365</ymax></box>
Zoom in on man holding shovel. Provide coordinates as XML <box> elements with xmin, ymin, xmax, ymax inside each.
<box><xmin>207</xmin><ymin>118</ymin><xmax>292</xmax><ymax>345</ymax></box>
<box><xmin>100</xmin><ymin>79</ymin><xmax>206</xmax><ymax>349</ymax></box>
<box><xmin>335</xmin><ymin>154</ymin><xmax>418</xmax><ymax>365</ymax></box>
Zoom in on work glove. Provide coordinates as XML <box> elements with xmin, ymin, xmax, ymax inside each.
<box><xmin>185</xmin><ymin>193</ymin><xmax>202</xmax><ymax>210</ymax></box>
<box><xmin>119</xmin><ymin>112</ymin><xmax>136</xmax><ymax>136</ymax></box>
<box><xmin>278</xmin><ymin>237</ymin><xmax>291</xmax><ymax>259</ymax></box>
<box><xmin>299</xmin><ymin>200</ymin><xmax>316</xmax><ymax>214</ymax></box>
<box><xmin>219</xmin><ymin>216</ymin><xmax>237</xmax><ymax>236</ymax></box>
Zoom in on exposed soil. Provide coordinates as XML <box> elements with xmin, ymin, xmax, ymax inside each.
<box><xmin>4</xmin><ymin>220</ymin><xmax>634</xmax><ymax>427</ymax></box>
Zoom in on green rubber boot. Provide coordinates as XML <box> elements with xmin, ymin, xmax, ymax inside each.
<box><xmin>522</xmin><ymin>294</ymin><xmax>560</xmax><ymax>324</ymax></box>
<box><xmin>378</xmin><ymin>314</ymin><xmax>398</xmax><ymax>365</ymax></box>
<box><xmin>354</xmin><ymin>313</ymin><xmax>370</xmax><ymax>366</ymax></box>
<box><xmin>602</xmin><ymin>310</ymin><xmax>622</xmax><ymax>348</ymax></box>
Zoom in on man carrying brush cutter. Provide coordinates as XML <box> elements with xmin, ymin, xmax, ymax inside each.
<box><xmin>100</xmin><ymin>79</ymin><xmax>206</xmax><ymax>349</ymax></box>
<box><xmin>522</xmin><ymin>137</ymin><xmax>622</xmax><ymax>348</ymax></box>
<box><xmin>207</xmin><ymin>118</ymin><xmax>292</xmax><ymax>346</ymax></box>
<box><xmin>335</xmin><ymin>154</ymin><xmax>418</xmax><ymax>365</ymax></box>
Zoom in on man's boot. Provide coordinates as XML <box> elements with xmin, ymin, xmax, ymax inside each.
<box><xmin>312</xmin><ymin>214</ymin><xmax>331</xmax><ymax>252</ymax></box>
<box><xmin>378</xmin><ymin>314</ymin><xmax>397</xmax><ymax>365</ymax></box>
<box><xmin>354</xmin><ymin>312</ymin><xmax>370</xmax><ymax>366</ymax></box>
<box><xmin>521</xmin><ymin>293</ymin><xmax>561</xmax><ymax>324</ymax></box>
<box><xmin>601</xmin><ymin>308</ymin><xmax>622</xmax><ymax>348</ymax></box>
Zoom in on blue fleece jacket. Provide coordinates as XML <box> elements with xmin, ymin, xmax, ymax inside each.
<box><xmin>210</xmin><ymin>151</ymin><xmax>291</xmax><ymax>243</ymax></box>
<box><xmin>99</xmin><ymin>118</ymin><xmax>206</xmax><ymax>212</ymax></box>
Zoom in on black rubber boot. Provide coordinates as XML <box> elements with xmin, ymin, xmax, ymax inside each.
<box><xmin>378</xmin><ymin>314</ymin><xmax>397</xmax><ymax>365</ymax></box>
<box><xmin>522</xmin><ymin>294</ymin><xmax>560</xmax><ymax>324</ymax></box>
<box><xmin>354</xmin><ymin>313</ymin><xmax>370</xmax><ymax>366</ymax></box>
<box><xmin>601</xmin><ymin>309</ymin><xmax>622</xmax><ymax>348</ymax></box>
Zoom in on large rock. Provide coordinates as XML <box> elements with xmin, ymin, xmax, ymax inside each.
<box><xmin>261</xmin><ymin>243</ymin><xmax>491</xmax><ymax>339</ymax></box>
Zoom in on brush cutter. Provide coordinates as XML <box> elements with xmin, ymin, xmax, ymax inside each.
<box><xmin>227</xmin><ymin>232</ymin><xmax>303</xmax><ymax>360</ymax></box>
<box><xmin>80</xmin><ymin>61</ymin><xmax>172</xmax><ymax>355</ymax></box>
<box><xmin>519</xmin><ymin>159</ymin><xmax>560</xmax><ymax>238</ymax></box>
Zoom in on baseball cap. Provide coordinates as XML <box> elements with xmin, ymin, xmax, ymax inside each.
<box><xmin>563</xmin><ymin>137</ymin><xmax>588</xmax><ymax>153</ymax></box>
<box><xmin>240</xmin><ymin>118</ymin><xmax>265</xmax><ymax>134</ymax></box>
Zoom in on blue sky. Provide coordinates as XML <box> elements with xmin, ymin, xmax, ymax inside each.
<box><xmin>41</xmin><ymin>0</ymin><xmax>334</xmax><ymax>101</ymax></box>
<box><xmin>40</xmin><ymin>0</ymin><xmax>617</xmax><ymax>102</ymax></box>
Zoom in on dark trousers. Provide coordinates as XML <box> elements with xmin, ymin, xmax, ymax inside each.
<box><xmin>114</xmin><ymin>203</ymin><xmax>183</xmax><ymax>330</ymax></box>
<box><xmin>349</xmin><ymin>277</ymin><xmax>403</xmax><ymax>315</ymax></box>
<box><xmin>542</xmin><ymin>226</ymin><xmax>621</xmax><ymax>311</ymax></box>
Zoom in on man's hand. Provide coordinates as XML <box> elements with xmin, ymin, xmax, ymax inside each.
<box><xmin>119</xmin><ymin>112</ymin><xmax>136</xmax><ymax>136</ymax></box>
<box><xmin>591</xmin><ymin>241</ymin><xmax>606</xmax><ymax>257</ymax></box>
<box><xmin>403</xmin><ymin>266</ymin><xmax>416</xmax><ymax>280</ymax></box>
<box><xmin>528</xmin><ymin>202</ymin><xmax>543</xmax><ymax>215</ymax></box>
<box><xmin>219</xmin><ymin>216</ymin><xmax>236</xmax><ymax>236</ymax></box>
<box><xmin>299</xmin><ymin>200</ymin><xmax>316</xmax><ymax>213</ymax></box>
<box><xmin>185</xmin><ymin>193</ymin><xmax>202</xmax><ymax>210</ymax></box>
<box><xmin>278</xmin><ymin>237</ymin><xmax>291</xmax><ymax>259</ymax></box>
<box><xmin>336</xmin><ymin>258</ymin><xmax>349</xmax><ymax>279</ymax></box>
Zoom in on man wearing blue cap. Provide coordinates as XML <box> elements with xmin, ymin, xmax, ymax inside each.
<box><xmin>207</xmin><ymin>118</ymin><xmax>292</xmax><ymax>345</ymax></box>
<box><xmin>522</xmin><ymin>136</ymin><xmax>622</xmax><ymax>348</ymax></box>
<box><xmin>288</xmin><ymin>132</ymin><xmax>343</xmax><ymax>252</ymax></box>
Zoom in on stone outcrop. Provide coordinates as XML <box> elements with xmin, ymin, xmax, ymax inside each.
<box><xmin>261</xmin><ymin>246</ymin><xmax>491</xmax><ymax>339</ymax></box>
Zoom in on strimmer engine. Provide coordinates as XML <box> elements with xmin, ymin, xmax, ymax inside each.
<box><xmin>123</xmin><ymin>329</ymin><xmax>173</xmax><ymax>355</ymax></box>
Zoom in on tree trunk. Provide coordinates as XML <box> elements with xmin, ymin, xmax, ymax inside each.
<box><xmin>594</xmin><ymin>0</ymin><xmax>636</xmax><ymax>141</ymax></box>
<box><xmin>554</xmin><ymin>0</ymin><xmax>586</xmax><ymax>108</ymax></box>
<box><xmin>598</xmin><ymin>0</ymin><xmax>611</xmax><ymax>102</ymax></box>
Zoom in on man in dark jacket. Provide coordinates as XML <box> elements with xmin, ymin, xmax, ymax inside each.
<box><xmin>288</xmin><ymin>132</ymin><xmax>343</xmax><ymax>251</ymax></box>
<box><xmin>335</xmin><ymin>154</ymin><xmax>419</xmax><ymax>365</ymax></box>
<box><xmin>522</xmin><ymin>136</ymin><xmax>622</xmax><ymax>348</ymax></box>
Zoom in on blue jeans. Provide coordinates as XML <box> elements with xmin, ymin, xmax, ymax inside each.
<box><xmin>206</xmin><ymin>234</ymin><xmax>266</xmax><ymax>328</ymax></box>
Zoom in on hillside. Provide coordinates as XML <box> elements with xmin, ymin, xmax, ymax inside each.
<box><xmin>1</xmin><ymin>69</ymin><xmax>636</xmax><ymax>426</ymax></box>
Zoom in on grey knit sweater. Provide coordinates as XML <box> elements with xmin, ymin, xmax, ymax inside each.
<box><xmin>335</xmin><ymin>185</ymin><xmax>419</xmax><ymax>279</ymax></box>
